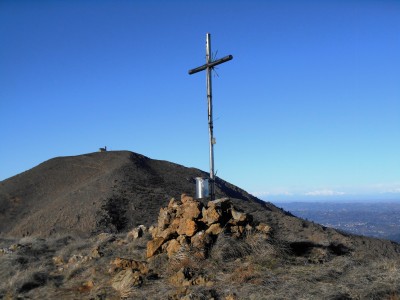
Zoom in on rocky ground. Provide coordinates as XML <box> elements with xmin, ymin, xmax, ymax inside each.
<box><xmin>1</xmin><ymin>194</ymin><xmax>400</xmax><ymax>299</ymax></box>
<box><xmin>1</xmin><ymin>151</ymin><xmax>400</xmax><ymax>299</ymax></box>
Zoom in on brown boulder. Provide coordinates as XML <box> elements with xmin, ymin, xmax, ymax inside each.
<box><xmin>111</xmin><ymin>269</ymin><xmax>142</xmax><ymax>294</ymax></box>
<box><xmin>192</xmin><ymin>275</ymin><xmax>213</xmax><ymax>286</ymax></box>
<box><xmin>52</xmin><ymin>256</ymin><xmax>64</xmax><ymax>266</ymax></box>
<box><xmin>208</xmin><ymin>198</ymin><xmax>231</xmax><ymax>209</ymax></box>
<box><xmin>206</xmin><ymin>223</ymin><xmax>223</xmax><ymax>236</ymax></box>
<box><xmin>181</xmin><ymin>194</ymin><xmax>194</xmax><ymax>204</ymax></box>
<box><xmin>230</xmin><ymin>207</ymin><xmax>248</xmax><ymax>223</ymax></box>
<box><xmin>170</xmin><ymin>217</ymin><xmax>181</xmax><ymax>230</ymax></box>
<box><xmin>181</xmin><ymin>201</ymin><xmax>202</xmax><ymax>220</ymax></box>
<box><xmin>169</xmin><ymin>268</ymin><xmax>212</xmax><ymax>287</ymax></box>
<box><xmin>256</xmin><ymin>223</ymin><xmax>271</xmax><ymax>235</ymax></box>
<box><xmin>78</xmin><ymin>280</ymin><xmax>94</xmax><ymax>293</ymax></box>
<box><xmin>127</xmin><ymin>225</ymin><xmax>146</xmax><ymax>239</ymax></box>
<box><xmin>109</xmin><ymin>257</ymin><xmax>149</xmax><ymax>274</ymax></box>
<box><xmin>177</xmin><ymin>235</ymin><xmax>190</xmax><ymax>246</ymax></box>
<box><xmin>158</xmin><ymin>207</ymin><xmax>172</xmax><ymax>230</ymax></box>
<box><xmin>190</xmin><ymin>231</ymin><xmax>211</xmax><ymax>249</ymax></box>
<box><xmin>166</xmin><ymin>239</ymin><xmax>181</xmax><ymax>258</ymax></box>
<box><xmin>230</xmin><ymin>225</ymin><xmax>245</xmax><ymax>236</ymax></box>
<box><xmin>202</xmin><ymin>198</ymin><xmax>231</xmax><ymax>225</ymax></box>
<box><xmin>191</xmin><ymin>231</ymin><xmax>213</xmax><ymax>259</ymax></box>
<box><xmin>147</xmin><ymin>237</ymin><xmax>165</xmax><ymax>258</ymax></box>
<box><xmin>90</xmin><ymin>247</ymin><xmax>103</xmax><ymax>258</ymax></box>
<box><xmin>169</xmin><ymin>267</ymin><xmax>193</xmax><ymax>286</ymax></box>
<box><xmin>168</xmin><ymin>198</ymin><xmax>179</xmax><ymax>210</ymax></box>
<box><xmin>201</xmin><ymin>205</ymin><xmax>221</xmax><ymax>225</ymax></box>
<box><xmin>149</xmin><ymin>225</ymin><xmax>159</xmax><ymax>238</ymax></box>
<box><xmin>177</xmin><ymin>219</ymin><xmax>198</xmax><ymax>237</ymax></box>
<box><xmin>159</xmin><ymin>227</ymin><xmax>178</xmax><ymax>241</ymax></box>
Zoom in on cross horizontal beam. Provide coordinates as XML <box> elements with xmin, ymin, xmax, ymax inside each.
<box><xmin>188</xmin><ymin>55</ymin><xmax>233</xmax><ymax>75</ymax></box>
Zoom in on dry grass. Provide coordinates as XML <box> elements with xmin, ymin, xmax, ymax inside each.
<box><xmin>1</xmin><ymin>228</ymin><xmax>400</xmax><ymax>299</ymax></box>
<box><xmin>210</xmin><ymin>232</ymin><xmax>253</xmax><ymax>262</ymax></box>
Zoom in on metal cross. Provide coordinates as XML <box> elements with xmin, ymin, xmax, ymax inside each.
<box><xmin>188</xmin><ymin>33</ymin><xmax>233</xmax><ymax>200</ymax></box>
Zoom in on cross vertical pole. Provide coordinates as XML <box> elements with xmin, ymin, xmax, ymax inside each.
<box><xmin>188</xmin><ymin>33</ymin><xmax>233</xmax><ymax>201</ymax></box>
<box><xmin>206</xmin><ymin>33</ymin><xmax>215</xmax><ymax>200</ymax></box>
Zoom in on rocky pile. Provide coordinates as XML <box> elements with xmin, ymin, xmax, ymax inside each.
<box><xmin>146</xmin><ymin>194</ymin><xmax>271</xmax><ymax>260</ymax></box>
<box><xmin>3</xmin><ymin>194</ymin><xmax>400</xmax><ymax>299</ymax></box>
<box><xmin>105</xmin><ymin>194</ymin><xmax>272</xmax><ymax>298</ymax></box>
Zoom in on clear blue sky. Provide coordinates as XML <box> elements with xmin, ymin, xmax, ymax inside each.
<box><xmin>1</xmin><ymin>0</ymin><xmax>399</xmax><ymax>201</ymax></box>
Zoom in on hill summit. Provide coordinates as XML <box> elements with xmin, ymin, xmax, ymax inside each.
<box><xmin>1</xmin><ymin>151</ymin><xmax>400</xmax><ymax>299</ymax></box>
<box><xmin>0</xmin><ymin>151</ymin><xmax>272</xmax><ymax>238</ymax></box>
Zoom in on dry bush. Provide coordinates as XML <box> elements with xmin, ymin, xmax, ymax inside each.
<box><xmin>65</xmin><ymin>264</ymin><xmax>86</xmax><ymax>280</ymax></box>
<box><xmin>0</xmin><ymin>238</ymin><xmax>59</xmax><ymax>296</ymax></box>
<box><xmin>228</xmin><ymin>264</ymin><xmax>260</xmax><ymax>284</ymax></box>
<box><xmin>56</xmin><ymin>237</ymin><xmax>91</xmax><ymax>262</ymax></box>
<box><xmin>183</xmin><ymin>286</ymin><xmax>219</xmax><ymax>300</ymax></box>
<box><xmin>245</xmin><ymin>233</ymin><xmax>289</xmax><ymax>270</ymax></box>
<box><xmin>167</xmin><ymin>246</ymin><xmax>205</xmax><ymax>274</ymax></box>
<box><xmin>342</xmin><ymin>258</ymin><xmax>400</xmax><ymax>299</ymax></box>
<box><xmin>123</xmin><ymin>232</ymin><xmax>151</xmax><ymax>260</ymax></box>
<box><xmin>148</xmin><ymin>252</ymin><xmax>169</xmax><ymax>275</ymax></box>
<box><xmin>123</xmin><ymin>281</ymin><xmax>173</xmax><ymax>300</ymax></box>
<box><xmin>0</xmin><ymin>255</ymin><xmax>18</xmax><ymax>291</ymax></box>
<box><xmin>209</xmin><ymin>230</ymin><xmax>287</xmax><ymax>271</ymax></box>
<box><xmin>210</xmin><ymin>233</ymin><xmax>253</xmax><ymax>262</ymax></box>
<box><xmin>16</xmin><ymin>237</ymin><xmax>51</xmax><ymax>258</ymax></box>
<box><xmin>4</xmin><ymin>264</ymin><xmax>52</xmax><ymax>297</ymax></box>
<box><xmin>3</xmin><ymin>225</ymin><xmax>400</xmax><ymax>300</ymax></box>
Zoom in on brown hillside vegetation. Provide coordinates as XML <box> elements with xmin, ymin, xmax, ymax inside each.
<box><xmin>1</xmin><ymin>151</ymin><xmax>400</xmax><ymax>299</ymax></box>
<box><xmin>0</xmin><ymin>151</ymin><xmax>267</xmax><ymax>238</ymax></box>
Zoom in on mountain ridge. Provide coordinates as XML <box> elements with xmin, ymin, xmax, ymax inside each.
<box><xmin>1</xmin><ymin>150</ymin><xmax>399</xmax><ymax>259</ymax></box>
<box><xmin>2</xmin><ymin>151</ymin><xmax>400</xmax><ymax>298</ymax></box>
<box><xmin>0</xmin><ymin>151</ymin><xmax>276</xmax><ymax>238</ymax></box>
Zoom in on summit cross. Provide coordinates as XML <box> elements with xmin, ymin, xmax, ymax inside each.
<box><xmin>188</xmin><ymin>33</ymin><xmax>233</xmax><ymax>200</ymax></box>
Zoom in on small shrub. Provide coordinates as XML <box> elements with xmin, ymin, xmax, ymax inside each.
<box><xmin>210</xmin><ymin>233</ymin><xmax>252</xmax><ymax>262</ymax></box>
<box><xmin>229</xmin><ymin>264</ymin><xmax>259</xmax><ymax>284</ymax></box>
<box><xmin>167</xmin><ymin>247</ymin><xmax>203</xmax><ymax>274</ymax></box>
<box><xmin>66</xmin><ymin>265</ymin><xmax>85</xmax><ymax>280</ymax></box>
<box><xmin>18</xmin><ymin>271</ymin><xmax>48</xmax><ymax>293</ymax></box>
<box><xmin>148</xmin><ymin>253</ymin><xmax>169</xmax><ymax>275</ymax></box>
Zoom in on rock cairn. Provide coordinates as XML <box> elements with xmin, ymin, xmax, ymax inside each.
<box><xmin>146</xmin><ymin>194</ymin><xmax>270</xmax><ymax>260</ymax></box>
<box><xmin>45</xmin><ymin>194</ymin><xmax>271</xmax><ymax>298</ymax></box>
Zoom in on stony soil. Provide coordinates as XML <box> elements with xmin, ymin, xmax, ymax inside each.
<box><xmin>1</xmin><ymin>151</ymin><xmax>400</xmax><ymax>299</ymax></box>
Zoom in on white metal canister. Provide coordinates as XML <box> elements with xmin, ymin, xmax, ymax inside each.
<box><xmin>195</xmin><ymin>177</ymin><xmax>209</xmax><ymax>199</ymax></box>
